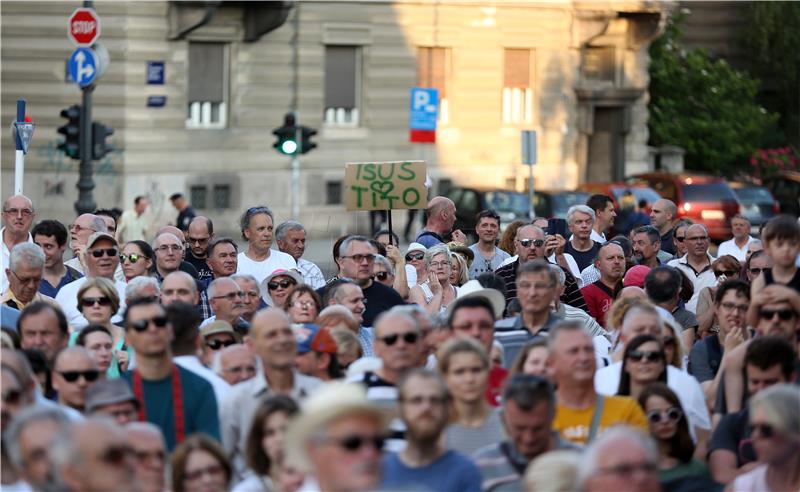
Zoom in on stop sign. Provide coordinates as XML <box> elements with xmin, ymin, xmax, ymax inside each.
<box><xmin>68</xmin><ymin>8</ymin><xmax>100</xmax><ymax>46</ymax></box>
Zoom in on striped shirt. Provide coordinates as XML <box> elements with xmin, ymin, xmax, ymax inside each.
<box><xmin>444</xmin><ymin>408</ymin><xmax>506</xmax><ymax>456</ymax></box>
<box><xmin>495</xmin><ymin>259</ymin><xmax>588</xmax><ymax>316</ymax></box>
<box><xmin>473</xmin><ymin>437</ymin><xmax>579</xmax><ymax>492</ymax></box>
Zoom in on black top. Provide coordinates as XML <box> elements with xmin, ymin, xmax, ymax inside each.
<box><xmin>362</xmin><ymin>281</ymin><xmax>405</xmax><ymax>327</ymax></box>
<box><xmin>763</xmin><ymin>267</ymin><xmax>800</xmax><ymax>293</ymax></box>
<box><xmin>564</xmin><ymin>240</ymin><xmax>602</xmax><ymax>272</ymax></box>
<box><xmin>708</xmin><ymin>408</ymin><xmax>755</xmax><ymax>467</ymax></box>
<box><xmin>660</xmin><ymin>227</ymin><xmax>675</xmax><ymax>255</ymax></box>
<box><xmin>176</xmin><ymin>206</ymin><xmax>196</xmax><ymax>232</ymax></box>
<box><xmin>185</xmin><ymin>250</ymin><xmax>212</xmax><ymax>281</ymax></box>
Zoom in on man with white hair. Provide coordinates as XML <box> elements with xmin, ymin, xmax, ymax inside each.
<box><xmin>199</xmin><ymin>277</ymin><xmax>249</xmax><ymax>332</ymax></box>
<box><xmin>667</xmin><ymin>223</ymin><xmax>716</xmax><ymax>313</ymax></box>
<box><xmin>1</xmin><ymin>194</ymin><xmax>36</xmax><ymax>293</ymax></box>
<box><xmin>126</xmin><ymin>422</ymin><xmax>167</xmax><ymax>492</ymax></box>
<box><xmin>63</xmin><ymin>213</ymin><xmax>107</xmax><ymax>275</ymax></box>
<box><xmin>2</xmin><ymin>242</ymin><xmax>54</xmax><ymax>310</ymax></box>
<box><xmin>276</xmin><ymin>220</ymin><xmax>326</xmax><ymax>288</ymax></box>
<box><xmin>214</xmin><ymin>344</ymin><xmax>258</xmax><ymax>385</ymax></box>
<box><xmin>124</xmin><ymin>276</ymin><xmax>160</xmax><ymax>304</ymax></box>
<box><xmin>564</xmin><ymin>205</ymin><xmax>602</xmax><ymax>272</ymax></box>
<box><xmin>579</xmin><ymin>427</ymin><xmax>661</xmax><ymax>492</ymax></box>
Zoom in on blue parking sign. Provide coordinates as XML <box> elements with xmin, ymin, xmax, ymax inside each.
<box><xmin>409</xmin><ymin>88</ymin><xmax>439</xmax><ymax>131</ymax></box>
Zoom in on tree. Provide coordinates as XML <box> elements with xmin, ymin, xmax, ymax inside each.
<box><xmin>647</xmin><ymin>12</ymin><xmax>779</xmax><ymax>174</ymax></box>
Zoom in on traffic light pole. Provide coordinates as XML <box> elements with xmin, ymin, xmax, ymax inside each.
<box><xmin>75</xmin><ymin>83</ymin><xmax>96</xmax><ymax>214</ymax></box>
<box><xmin>291</xmin><ymin>123</ymin><xmax>300</xmax><ymax>219</ymax></box>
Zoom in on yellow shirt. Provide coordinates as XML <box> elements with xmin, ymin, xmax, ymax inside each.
<box><xmin>553</xmin><ymin>394</ymin><xmax>648</xmax><ymax>445</ymax></box>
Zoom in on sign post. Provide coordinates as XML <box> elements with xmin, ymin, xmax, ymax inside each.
<box><xmin>521</xmin><ymin>130</ymin><xmax>537</xmax><ymax>219</ymax></box>
<box><xmin>11</xmin><ymin>99</ymin><xmax>35</xmax><ymax>195</ymax></box>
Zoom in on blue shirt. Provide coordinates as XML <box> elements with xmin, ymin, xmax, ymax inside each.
<box><xmin>382</xmin><ymin>450</ymin><xmax>482</xmax><ymax>492</ymax></box>
<box><xmin>38</xmin><ymin>267</ymin><xmax>82</xmax><ymax>298</ymax></box>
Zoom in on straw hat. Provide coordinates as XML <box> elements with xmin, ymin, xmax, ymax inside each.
<box><xmin>451</xmin><ymin>279</ymin><xmax>506</xmax><ymax>319</ymax></box>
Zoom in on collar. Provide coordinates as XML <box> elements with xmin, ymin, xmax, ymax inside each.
<box><xmin>1</xmin><ymin>228</ymin><xmax>34</xmax><ymax>253</ymax></box>
<box><xmin>249</xmin><ymin>367</ymin><xmax>309</xmax><ymax>400</ymax></box>
<box><xmin>592</xmin><ymin>279</ymin><xmax>623</xmax><ymax>298</ymax></box>
<box><xmin>1</xmin><ymin>289</ymin><xmax>47</xmax><ymax>311</ymax></box>
<box><xmin>675</xmin><ymin>252</ymin><xmax>715</xmax><ymax>275</ymax></box>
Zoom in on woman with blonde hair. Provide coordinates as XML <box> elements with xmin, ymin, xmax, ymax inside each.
<box><xmin>449</xmin><ymin>252</ymin><xmax>469</xmax><ymax>287</ymax></box>
<box><xmin>523</xmin><ymin>450</ymin><xmax>581</xmax><ymax>492</ymax></box>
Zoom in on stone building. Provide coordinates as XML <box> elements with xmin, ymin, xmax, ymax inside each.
<box><xmin>1</xmin><ymin>1</ymin><xmax>669</xmax><ymax>238</ymax></box>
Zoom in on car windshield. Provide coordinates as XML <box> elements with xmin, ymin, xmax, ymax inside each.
<box><xmin>611</xmin><ymin>187</ymin><xmax>660</xmax><ymax>206</ymax></box>
<box><xmin>683</xmin><ymin>183</ymin><xmax>738</xmax><ymax>202</ymax></box>
<box><xmin>733</xmin><ymin>187</ymin><xmax>774</xmax><ymax>204</ymax></box>
<box><xmin>485</xmin><ymin>191</ymin><xmax>530</xmax><ymax>214</ymax></box>
<box><xmin>552</xmin><ymin>192</ymin><xmax>589</xmax><ymax>217</ymax></box>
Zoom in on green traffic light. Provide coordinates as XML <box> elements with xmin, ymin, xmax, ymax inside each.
<box><xmin>281</xmin><ymin>140</ymin><xmax>298</xmax><ymax>154</ymax></box>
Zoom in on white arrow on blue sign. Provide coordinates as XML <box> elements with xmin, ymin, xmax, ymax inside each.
<box><xmin>68</xmin><ymin>47</ymin><xmax>98</xmax><ymax>87</ymax></box>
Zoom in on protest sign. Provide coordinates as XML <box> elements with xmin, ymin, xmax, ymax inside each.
<box><xmin>344</xmin><ymin>161</ymin><xmax>427</xmax><ymax>211</ymax></box>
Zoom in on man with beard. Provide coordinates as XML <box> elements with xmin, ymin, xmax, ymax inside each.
<box><xmin>580</xmin><ymin>242</ymin><xmax>625</xmax><ymax>328</ymax></box>
<box><xmin>632</xmin><ymin>225</ymin><xmax>663</xmax><ymax>268</ymax></box>
<box><xmin>184</xmin><ymin>216</ymin><xmax>214</xmax><ymax>281</ymax></box>
<box><xmin>382</xmin><ymin>369</ymin><xmax>481</xmax><ymax>492</ymax></box>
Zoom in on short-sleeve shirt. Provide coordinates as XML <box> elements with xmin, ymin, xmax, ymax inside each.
<box><xmin>361</xmin><ymin>280</ymin><xmax>405</xmax><ymax>327</ymax></box>
<box><xmin>553</xmin><ymin>394</ymin><xmax>648</xmax><ymax>446</ymax></box>
<box><xmin>708</xmin><ymin>408</ymin><xmax>755</xmax><ymax>467</ymax></box>
<box><xmin>382</xmin><ymin>450</ymin><xmax>482</xmax><ymax>492</ymax></box>
<box><xmin>468</xmin><ymin>245</ymin><xmax>511</xmax><ymax>279</ymax></box>
<box><xmin>564</xmin><ymin>240</ymin><xmax>601</xmax><ymax>272</ymax></box>
<box><xmin>235</xmin><ymin>250</ymin><xmax>297</xmax><ymax>288</ymax></box>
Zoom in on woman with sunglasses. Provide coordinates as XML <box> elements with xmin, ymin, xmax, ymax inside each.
<box><xmin>71</xmin><ymin>277</ymin><xmax>129</xmax><ymax>377</ymax></box>
<box><xmin>285</xmin><ymin>284</ymin><xmax>322</xmax><ymax>324</ymax></box>
<box><xmin>730</xmin><ymin>384</ymin><xmax>800</xmax><ymax>492</ymax></box>
<box><xmin>171</xmin><ymin>434</ymin><xmax>233</xmax><ymax>492</ymax></box>
<box><xmin>638</xmin><ymin>383</ymin><xmax>710</xmax><ymax>484</ymax></box>
<box><xmin>405</xmin><ymin>243</ymin><xmax>427</xmax><ymax>287</ymax></box>
<box><xmin>449</xmin><ymin>253</ymin><xmax>469</xmax><ymax>288</ymax></box>
<box><xmin>234</xmin><ymin>395</ymin><xmax>304</xmax><ymax>492</ymax></box>
<box><xmin>438</xmin><ymin>338</ymin><xmax>506</xmax><ymax>456</ymax></box>
<box><xmin>409</xmin><ymin>245</ymin><xmax>458</xmax><ymax>316</ymax></box>
<box><xmin>617</xmin><ymin>334</ymin><xmax>667</xmax><ymax>401</ymax></box>
<box><xmin>262</xmin><ymin>270</ymin><xmax>302</xmax><ymax>310</ymax></box>
<box><xmin>120</xmin><ymin>240</ymin><xmax>154</xmax><ymax>282</ymax></box>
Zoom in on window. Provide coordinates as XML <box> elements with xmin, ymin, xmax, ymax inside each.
<box><xmin>417</xmin><ymin>47</ymin><xmax>450</xmax><ymax>124</ymax></box>
<box><xmin>582</xmin><ymin>46</ymin><xmax>615</xmax><ymax>83</ymax></box>
<box><xmin>213</xmin><ymin>184</ymin><xmax>231</xmax><ymax>209</ymax></box>
<box><xmin>324</xmin><ymin>46</ymin><xmax>360</xmax><ymax>126</ymax></box>
<box><xmin>190</xmin><ymin>185</ymin><xmax>208</xmax><ymax>209</ymax></box>
<box><xmin>186</xmin><ymin>42</ymin><xmax>228</xmax><ymax>129</ymax></box>
<box><xmin>503</xmin><ymin>48</ymin><xmax>534</xmax><ymax>124</ymax></box>
<box><xmin>326</xmin><ymin>181</ymin><xmax>342</xmax><ymax>205</ymax></box>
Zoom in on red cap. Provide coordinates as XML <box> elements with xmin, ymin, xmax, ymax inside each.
<box><xmin>311</xmin><ymin>328</ymin><xmax>338</xmax><ymax>354</ymax></box>
<box><xmin>624</xmin><ymin>265</ymin><xmax>651</xmax><ymax>288</ymax></box>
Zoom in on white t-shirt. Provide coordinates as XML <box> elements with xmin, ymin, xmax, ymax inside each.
<box><xmin>236</xmin><ymin>250</ymin><xmax>297</xmax><ymax>290</ymax></box>
<box><xmin>55</xmin><ymin>276</ymin><xmax>127</xmax><ymax>329</ymax></box>
<box><xmin>594</xmin><ymin>361</ymin><xmax>711</xmax><ymax>437</ymax></box>
<box><xmin>717</xmin><ymin>236</ymin><xmax>754</xmax><ymax>263</ymax></box>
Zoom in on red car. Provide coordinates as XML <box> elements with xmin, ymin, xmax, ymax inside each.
<box><xmin>627</xmin><ymin>173</ymin><xmax>740</xmax><ymax>241</ymax></box>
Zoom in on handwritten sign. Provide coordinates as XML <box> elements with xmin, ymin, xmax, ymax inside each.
<box><xmin>345</xmin><ymin>161</ymin><xmax>427</xmax><ymax>211</ymax></box>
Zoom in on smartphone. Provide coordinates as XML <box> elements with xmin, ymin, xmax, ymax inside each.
<box><xmin>547</xmin><ymin>218</ymin><xmax>568</xmax><ymax>238</ymax></box>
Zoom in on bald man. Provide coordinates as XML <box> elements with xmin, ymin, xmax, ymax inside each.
<box><xmin>51</xmin><ymin>347</ymin><xmax>100</xmax><ymax>412</ymax></box>
<box><xmin>2</xmin><ymin>194</ymin><xmax>36</xmax><ymax>293</ymax></box>
<box><xmin>650</xmin><ymin>198</ymin><xmax>678</xmax><ymax>254</ymax></box>
<box><xmin>415</xmin><ymin>196</ymin><xmax>466</xmax><ymax>247</ymax></box>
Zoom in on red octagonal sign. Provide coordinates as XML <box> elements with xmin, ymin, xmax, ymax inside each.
<box><xmin>68</xmin><ymin>8</ymin><xmax>100</xmax><ymax>46</ymax></box>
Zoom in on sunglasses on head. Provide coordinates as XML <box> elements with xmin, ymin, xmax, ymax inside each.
<box><xmin>89</xmin><ymin>248</ymin><xmax>118</xmax><ymax>258</ymax></box>
<box><xmin>646</xmin><ymin>407</ymin><xmax>683</xmax><ymax>424</ymax></box>
<box><xmin>758</xmin><ymin>309</ymin><xmax>796</xmax><ymax>321</ymax></box>
<box><xmin>751</xmin><ymin>422</ymin><xmax>775</xmax><ymax>439</ymax></box>
<box><xmin>326</xmin><ymin>434</ymin><xmax>385</xmax><ymax>453</ymax></box>
<box><xmin>519</xmin><ymin>238</ymin><xmax>545</xmax><ymax>248</ymax></box>
<box><xmin>81</xmin><ymin>296</ymin><xmax>112</xmax><ymax>308</ymax></box>
<box><xmin>206</xmin><ymin>339</ymin><xmax>236</xmax><ymax>350</ymax></box>
<box><xmin>405</xmin><ymin>252</ymin><xmax>424</xmax><ymax>261</ymax></box>
<box><xmin>128</xmin><ymin>315</ymin><xmax>169</xmax><ymax>332</ymax></box>
<box><xmin>119</xmin><ymin>253</ymin><xmax>144</xmax><ymax>263</ymax></box>
<box><xmin>268</xmin><ymin>279</ymin><xmax>296</xmax><ymax>290</ymax></box>
<box><xmin>379</xmin><ymin>331</ymin><xmax>419</xmax><ymax>346</ymax></box>
<box><xmin>58</xmin><ymin>369</ymin><xmax>100</xmax><ymax>383</ymax></box>
<box><xmin>374</xmin><ymin>271</ymin><xmax>390</xmax><ymax>281</ymax></box>
<box><xmin>627</xmin><ymin>350</ymin><xmax>663</xmax><ymax>363</ymax></box>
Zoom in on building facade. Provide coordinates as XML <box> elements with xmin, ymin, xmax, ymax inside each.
<box><xmin>1</xmin><ymin>1</ymin><xmax>669</xmax><ymax>238</ymax></box>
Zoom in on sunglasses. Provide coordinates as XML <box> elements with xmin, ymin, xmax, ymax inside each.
<box><xmin>89</xmin><ymin>248</ymin><xmax>118</xmax><ymax>258</ymax></box>
<box><xmin>519</xmin><ymin>238</ymin><xmax>545</xmax><ymax>248</ymax></box>
<box><xmin>206</xmin><ymin>339</ymin><xmax>236</xmax><ymax>350</ymax></box>
<box><xmin>2</xmin><ymin>388</ymin><xmax>22</xmax><ymax>405</ymax></box>
<box><xmin>748</xmin><ymin>267</ymin><xmax>771</xmax><ymax>275</ymax></box>
<box><xmin>374</xmin><ymin>271</ymin><xmax>390</xmax><ymax>281</ymax></box>
<box><xmin>405</xmin><ymin>252</ymin><xmax>424</xmax><ymax>261</ymax></box>
<box><xmin>758</xmin><ymin>309</ymin><xmax>796</xmax><ymax>321</ymax></box>
<box><xmin>81</xmin><ymin>296</ymin><xmax>112</xmax><ymax>308</ymax></box>
<box><xmin>646</xmin><ymin>407</ymin><xmax>683</xmax><ymax>424</ymax></box>
<box><xmin>58</xmin><ymin>369</ymin><xmax>100</xmax><ymax>383</ymax></box>
<box><xmin>715</xmin><ymin>269</ymin><xmax>739</xmax><ymax>277</ymax></box>
<box><xmin>128</xmin><ymin>315</ymin><xmax>169</xmax><ymax>332</ymax></box>
<box><xmin>627</xmin><ymin>350</ymin><xmax>663</xmax><ymax>363</ymax></box>
<box><xmin>268</xmin><ymin>279</ymin><xmax>296</xmax><ymax>290</ymax></box>
<box><xmin>751</xmin><ymin>422</ymin><xmax>775</xmax><ymax>439</ymax></box>
<box><xmin>673</xmin><ymin>236</ymin><xmax>685</xmax><ymax>243</ymax></box>
<box><xmin>119</xmin><ymin>253</ymin><xmax>144</xmax><ymax>263</ymax></box>
<box><xmin>100</xmin><ymin>445</ymin><xmax>135</xmax><ymax>466</ymax></box>
<box><xmin>326</xmin><ymin>434</ymin><xmax>385</xmax><ymax>453</ymax></box>
<box><xmin>379</xmin><ymin>332</ymin><xmax>419</xmax><ymax>346</ymax></box>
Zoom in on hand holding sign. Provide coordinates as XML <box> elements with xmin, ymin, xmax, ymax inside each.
<box><xmin>345</xmin><ymin>161</ymin><xmax>427</xmax><ymax>211</ymax></box>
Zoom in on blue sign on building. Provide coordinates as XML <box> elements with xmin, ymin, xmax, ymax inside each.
<box><xmin>409</xmin><ymin>87</ymin><xmax>439</xmax><ymax>131</ymax></box>
<box><xmin>146</xmin><ymin>61</ymin><xmax>165</xmax><ymax>85</ymax></box>
<box><xmin>68</xmin><ymin>47</ymin><xmax>97</xmax><ymax>87</ymax></box>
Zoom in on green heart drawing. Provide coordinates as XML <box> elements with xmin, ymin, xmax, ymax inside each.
<box><xmin>370</xmin><ymin>180</ymin><xmax>395</xmax><ymax>198</ymax></box>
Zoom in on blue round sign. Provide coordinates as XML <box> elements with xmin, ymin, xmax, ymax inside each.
<box><xmin>68</xmin><ymin>47</ymin><xmax>98</xmax><ymax>87</ymax></box>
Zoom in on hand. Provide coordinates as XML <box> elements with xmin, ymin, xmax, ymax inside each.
<box><xmin>428</xmin><ymin>271</ymin><xmax>443</xmax><ymax>295</ymax></box>
<box><xmin>544</xmin><ymin>235</ymin><xmax>559</xmax><ymax>257</ymax></box>
<box><xmin>116</xmin><ymin>350</ymin><xmax>129</xmax><ymax>372</ymax></box>
<box><xmin>554</xmin><ymin>234</ymin><xmax>566</xmax><ymax>255</ymax></box>
<box><xmin>451</xmin><ymin>230</ymin><xmax>467</xmax><ymax>244</ymax></box>
<box><xmin>724</xmin><ymin>325</ymin><xmax>746</xmax><ymax>353</ymax></box>
<box><xmin>385</xmin><ymin>244</ymin><xmax>403</xmax><ymax>265</ymax></box>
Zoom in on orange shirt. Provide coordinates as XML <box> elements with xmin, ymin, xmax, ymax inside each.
<box><xmin>553</xmin><ymin>394</ymin><xmax>648</xmax><ymax>445</ymax></box>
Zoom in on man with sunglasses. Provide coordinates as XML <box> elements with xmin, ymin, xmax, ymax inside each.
<box><xmin>468</xmin><ymin>209</ymin><xmax>511</xmax><ymax>279</ymax></box>
<box><xmin>32</xmin><ymin>220</ymin><xmax>82</xmax><ymax>298</ymax></box>
<box><xmin>51</xmin><ymin>346</ymin><xmax>101</xmax><ymax>413</ymax></box>
<box><xmin>3</xmin><ymin>243</ymin><xmax>55</xmax><ymax>311</ymax></box>
<box><xmin>200</xmin><ymin>321</ymin><xmax>241</xmax><ymax>366</ymax></box>
<box><xmin>1</xmin><ymin>194</ymin><xmax>35</xmax><ymax>294</ymax></box>
<box><xmin>667</xmin><ymin>224</ymin><xmax>716</xmax><ymax>314</ymax></box>
<box><xmin>121</xmin><ymin>298</ymin><xmax>220</xmax><ymax>451</ymax></box>
<box><xmin>56</xmin><ymin>232</ymin><xmax>127</xmax><ymax>328</ymax></box>
<box><xmin>745</xmin><ymin>251</ymin><xmax>772</xmax><ymax>283</ymax></box>
<box><xmin>184</xmin><ymin>216</ymin><xmax>214</xmax><ymax>281</ymax></box>
<box><xmin>709</xmin><ymin>336</ymin><xmax>797</xmax><ymax>485</ymax></box>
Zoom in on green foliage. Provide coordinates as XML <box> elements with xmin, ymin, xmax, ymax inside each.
<box><xmin>647</xmin><ymin>13</ymin><xmax>779</xmax><ymax>174</ymax></box>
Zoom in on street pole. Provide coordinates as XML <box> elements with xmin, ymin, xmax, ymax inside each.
<box><xmin>291</xmin><ymin>121</ymin><xmax>300</xmax><ymax>219</ymax></box>
<box><xmin>289</xmin><ymin>3</ymin><xmax>300</xmax><ymax>219</ymax></box>
<box><xmin>74</xmin><ymin>0</ymin><xmax>96</xmax><ymax>214</ymax></box>
<box><xmin>14</xmin><ymin>100</ymin><xmax>26</xmax><ymax>194</ymax></box>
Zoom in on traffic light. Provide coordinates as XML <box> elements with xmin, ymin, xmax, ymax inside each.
<box><xmin>57</xmin><ymin>105</ymin><xmax>81</xmax><ymax>159</ymax></box>
<box><xmin>273</xmin><ymin>113</ymin><xmax>297</xmax><ymax>155</ymax></box>
<box><xmin>91</xmin><ymin>121</ymin><xmax>114</xmax><ymax>160</ymax></box>
<box><xmin>300</xmin><ymin>126</ymin><xmax>317</xmax><ymax>154</ymax></box>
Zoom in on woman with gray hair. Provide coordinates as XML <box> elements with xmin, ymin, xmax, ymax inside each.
<box><xmin>408</xmin><ymin>244</ymin><xmax>458</xmax><ymax>315</ymax></box>
<box><xmin>730</xmin><ymin>384</ymin><xmax>800</xmax><ymax>492</ymax></box>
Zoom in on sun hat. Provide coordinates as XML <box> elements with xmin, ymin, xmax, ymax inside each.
<box><xmin>261</xmin><ymin>269</ymin><xmax>304</xmax><ymax>306</ymax></box>
<box><xmin>450</xmin><ymin>279</ymin><xmax>506</xmax><ymax>319</ymax></box>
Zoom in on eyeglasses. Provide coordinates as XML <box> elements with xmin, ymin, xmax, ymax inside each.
<box><xmin>519</xmin><ymin>238</ymin><xmax>545</xmax><ymax>248</ymax></box>
<box><xmin>322</xmin><ymin>434</ymin><xmax>385</xmax><ymax>453</ymax></box>
<box><xmin>674</xmin><ymin>236</ymin><xmax>685</xmax><ymax>243</ymax></box>
<box><xmin>128</xmin><ymin>315</ymin><xmax>169</xmax><ymax>332</ymax></box>
<box><xmin>379</xmin><ymin>331</ymin><xmax>419</xmax><ymax>346</ymax></box>
<box><xmin>715</xmin><ymin>269</ymin><xmax>739</xmax><ymax>277</ymax></box>
<box><xmin>751</xmin><ymin>422</ymin><xmax>775</xmax><ymax>439</ymax></box>
<box><xmin>206</xmin><ymin>339</ymin><xmax>236</xmax><ymax>350</ymax></box>
<box><xmin>597</xmin><ymin>462</ymin><xmax>658</xmax><ymax>477</ymax></box>
<box><xmin>89</xmin><ymin>248</ymin><xmax>118</xmax><ymax>258</ymax></box>
<box><xmin>291</xmin><ymin>299</ymin><xmax>315</xmax><ymax>309</ymax></box>
<box><xmin>627</xmin><ymin>350</ymin><xmax>663</xmax><ymax>363</ymax></box>
<box><xmin>57</xmin><ymin>369</ymin><xmax>100</xmax><ymax>383</ymax></box>
<box><xmin>686</xmin><ymin>236</ymin><xmax>708</xmax><ymax>242</ymax></box>
<box><xmin>155</xmin><ymin>244</ymin><xmax>183</xmax><ymax>253</ymax></box>
<box><xmin>342</xmin><ymin>254</ymin><xmax>376</xmax><ymax>263</ymax></box>
<box><xmin>646</xmin><ymin>407</ymin><xmax>683</xmax><ymax>424</ymax></box>
<box><xmin>749</xmin><ymin>267</ymin><xmax>771</xmax><ymax>276</ymax></box>
<box><xmin>9</xmin><ymin>270</ymin><xmax>41</xmax><ymax>285</ymax></box>
<box><xmin>405</xmin><ymin>252</ymin><xmax>424</xmax><ymax>261</ymax></box>
<box><xmin>758</xmin><ymin>308</ymin><xmax>796</xmax><ymax>321</ymax></box>
<box><xmin>213</xmin><ymin>291</ymin><xmax>246</xmax><ymax>301</ymax></box>
<box><xmin>720</xmin><ymin>302</ymin><xmax>748</xmax><ymax>313</ymax></box>
<box><xmin>119</xmin><ymin>253</ymin><xmax>144</xmax><ymax>264</ymax></box>
<box><xmin>184</xmin><ymin>464</ymin><xmax>225</xmax><ymax>482</ymax></box>
<box><xmin>100</xmin><ymin>445</ymin><xmax>135</xmax><ymax>466</ymax></box>
<box><xmin>268</xmin><ymin>279</ymin><xmax>296</xmax><ymax>290</ymax></box>
<box><xmin>3</xmin><ymin>208</ymin><xmax>33</xmax><ymax>217</ymax></box>
<box><xmin>374</xmin><ymin>271</ymin><xmax>390</xmax><ymax>281</ymax></box>
<box><xmin>187</xmin><ymin>236</ymin><xmax>210</xmax><ymax>245</ymax></box>
<box><xmin>2</xmin><ymin>388</ymin><xmax>22</xmax><ymax>404</ymax></box>
<box><xmin>81</xmin><ymin>296</ymin><xmax>112</xmax><ymax>308</ymax></box>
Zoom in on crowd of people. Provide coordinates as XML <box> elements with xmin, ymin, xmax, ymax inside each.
<box><xmin>1</xmin><ymin>190</ymin><xmax>799</xmax><ymax>492</ymax></box>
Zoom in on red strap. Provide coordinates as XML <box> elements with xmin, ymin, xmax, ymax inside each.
<box><xmin>132</xmin><ymin>365</ymin><xmax>185</xmax><ymax>444</ymax></box>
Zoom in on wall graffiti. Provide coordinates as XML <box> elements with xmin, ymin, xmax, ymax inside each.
<box><xmin>35</xmin><ymin>138</ymin><xmax>122</xmax><ymax>197</ymax></box>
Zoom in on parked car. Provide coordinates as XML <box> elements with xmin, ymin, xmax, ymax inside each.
<box><xmin>763</xmin><ymin>171</ymin><xmax>800</xmax><ymax>217</ymax></box>
<box><xmin>533</xmin><ymin>190</ymin><xmax>590</xmax><ymax>220</ymax></box>
<box><xmin>444</xmin><ymin>187</ymin><xmax>531</xmax><ymax>242</ymax></box>
<box><xmin>627</xmin><ymin>172</ymin><xmax>740</xmax><ymax>241</ymax></box>
<box><xmin>729</xmin><ymin>183</ymin><xmax>780</xmax><ymax>233</ymax></box>
<box><xmin>576</xmin><ymin>182</ymin><xmax>661</xmax><ymax>212</ymax></box>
